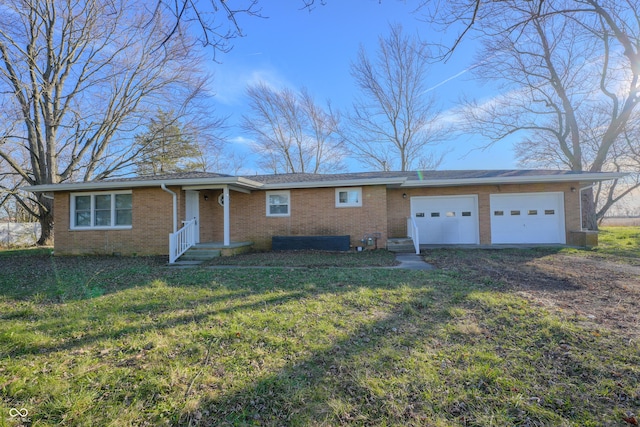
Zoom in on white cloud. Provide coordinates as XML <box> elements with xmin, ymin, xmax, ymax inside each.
<box><xmin>209</xmin><ymin>62</ymin><xmax>290</xmax><ymax>106</ymax></box>
<box><xmin>227</xmin><ymin>136</ymin><xmax>254</xmax><ymax>146</ymax></box>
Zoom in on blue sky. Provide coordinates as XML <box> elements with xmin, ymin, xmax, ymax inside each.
<box><xmin>207</xmin><ymin>1</ymin><xmax>519</xmax><ymax>173</ymax></box>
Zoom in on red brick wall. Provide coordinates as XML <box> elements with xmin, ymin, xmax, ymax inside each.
<box><xmin>52</xmin><ymin>181</ymin><xmax>583</xmax><ymax>255</ymax></box>
<box><xmin>199</xmin><ymin>186</ymin><xmax>388</xmax><ymax>250</ymax></box>
<box><xmin>53</xmin><ymin>187</ymin><xmax>180</xmax><ymax>256</ymax></box>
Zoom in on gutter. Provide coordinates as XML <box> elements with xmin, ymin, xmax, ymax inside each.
<box><xmin>22</xmin><ymin>171</ymin><xmax>628</xmax><ymax>193</ymax></box>
<box><xmin>160</xmin><ymin>184</ymin><xmax>178</xmax><ymax>233</ymax></box>
<box><xmin>23</xmin><ymin>176</ymin><xmax>264</xmax><ymax>193</ymax></box>
<box><xmin>398</xmin><ymin>172</ymin><xmax>627</xmax><ymax>188</ymax></box>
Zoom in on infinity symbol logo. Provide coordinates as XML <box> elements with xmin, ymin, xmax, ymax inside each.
<box><xmin>9</xmin><ymin>408</ymin><xmax>28</xmax><ymax>418</ymax></box>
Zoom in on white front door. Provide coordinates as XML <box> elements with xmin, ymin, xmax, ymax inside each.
<box><xmin>411</xmin><ymin>195</ymin><xmax>479</xmax><ymax>244</ymax></box>
<box><xmin>185</xmin><ymin>190</ymin><xmax>200</xmax><ymax>243</ymax></box>
<box><xmin>490</xmin><ymin>192</ymin><xmax>565</xmax><ymax>244</ymax></box>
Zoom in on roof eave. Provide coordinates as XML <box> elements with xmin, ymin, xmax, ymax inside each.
<box><xmin>23</xmin><ymin>176</ymin><xmax>264</xmax><ymax>193</ymax></box>
<box><xmin>22</xmin><ymin>172</ymin><xmax>628</xmax><ymax>193</ymax></box>
<box><xmin>399</xmin><ymin>172</ymin><xmax>627</xmax><ymax>187</ymax></box>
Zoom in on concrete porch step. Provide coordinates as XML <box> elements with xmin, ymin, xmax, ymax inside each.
<box><xmin>179</xmin><ymin>248</ymin><xmax>221</xmax><ymax>262</ymax></box>
<box><xmin>387</xmin><ymin>237</ymin><xmax>416</xmax><ymax>253</ymax></box>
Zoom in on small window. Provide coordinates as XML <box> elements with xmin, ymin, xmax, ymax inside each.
<box><xmin>335</xmin><ymin>187</ymin><xmax>362</xmax><ymax>207</ymax></box>
<box><xmin>446</xmin><ymin>211</ymin><xmax>456</xmax><ymax>217</ymax></box>
<box><xmin>528</xmin><ymin>210</ymin><xmax>538</xmax><ymax>216</ymax></box>
<box><xmin>266</xmin><ymin>191</ymin><xmax>290</xmax><ymax>217</ymax></box>
<box><xmin>462</xmin><ymin>211</ymin><xmax>472</xmax><ymax>217</ymax></box>
<box><xmin>71</xmin><ymin>191</ymin><xmax>132</xmax><ymax>230</ymax></box>
<box><xmin>416</xmin><ymin>212</ymin><xmax>425</xmax><ymax>218</ymax></box>
<box><xmin>510</xmin><ymin>210</ymin><xmax>521</xmax><ymax>216</ymax></box>
<box><xmin>494</xmin><ymin>210</ymin><xmax>504</xmax><ymax>216</ymax></box>
<box><xmin>430</xmin><ymin>212</ymin><xmax>440</xmax><ymax>217</ymax></box>
<box><xmin>545</xmin><ymin>209</ymin><xmax>555</xmax><ymax>215</ymax></box>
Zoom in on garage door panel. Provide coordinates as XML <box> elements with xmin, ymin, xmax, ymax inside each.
<box><xmin>411</xmin><ymin>195</ymin><xmax>479</xmax><ymax>245</ymax></box>
<box><xmin>490</xmin><ymin>193</ymin><xmax>565</xmax><ymax>244</ymax></box>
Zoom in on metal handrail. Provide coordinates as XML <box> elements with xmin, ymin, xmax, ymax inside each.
<box><xmin>169</xmin><ymin>219</ymin><xmax>196</xmax><ymax>263</ymax></box>
<box><xmin>407</xmin><ymin>216</ymin><xmax>420</xmax><ymax>254</ymax></box>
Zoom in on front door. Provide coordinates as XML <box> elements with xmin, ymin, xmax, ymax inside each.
<box><xmin>185</xmin><ymin>190</ymin><xmax>200</xmax><ymax>243</ymax></box>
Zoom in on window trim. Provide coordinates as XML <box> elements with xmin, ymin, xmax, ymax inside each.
<box><xmin>266</xmin><ymin>190</ymin><xmax>290</xmax><ymax>217</ymax></box>
<box><xmin>335</xmin><ymin>187</ymin><xmax>362</xmax><ymax>208</ymax></box>
<box><xmin>70</xmin><ymin>191</ymin><xmax>133</xmax><ymax>230</ymax></box>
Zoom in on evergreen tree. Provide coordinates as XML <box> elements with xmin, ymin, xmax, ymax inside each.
<box><xmin>135</xmin><ymin>111</ymin><xmax>205</xmax><ymax>176</ymax></box>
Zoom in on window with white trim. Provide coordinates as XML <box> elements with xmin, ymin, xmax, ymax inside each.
<box><xmin>266</xmin><ymin>191</ymin><xmax>290</xmax><ymax>217</ymax></box>
<box><xmin>70</xmin><ymin>191</ymin><xmax>132</xmax><ymax>229</ymax></box>
<box><xmin>335</xmin><ymin>187</ymin><xmax>362</xmax><ymax>208</ymax></box>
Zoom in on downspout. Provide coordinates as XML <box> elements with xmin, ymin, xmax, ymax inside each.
<box><xmin>161</xmin><ymin>184</ymin><xmax>178</xmax><ymax>233</ymax></box>
<box><xmin>579</xmin><ymin>183</ymin><xmax>597</xmax><ymax>231</ymax></box>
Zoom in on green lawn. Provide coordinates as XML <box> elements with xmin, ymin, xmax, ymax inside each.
<box><xmin>1</xmin><ymin>231</ymin><xmax>639</xmax><ymax>426</ymax></box>
<box><xmin>595</xmin><ymin>226</ymin><xmax>640</xmax><ymax>258</ymax></box>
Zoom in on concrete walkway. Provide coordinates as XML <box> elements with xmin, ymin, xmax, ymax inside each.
<box><xmin>393</xmin><ymin>253</ymin><xmax>434</xmax><ymax>270</ymax></box>
<box><xmin>172</xmin><ymin>252</ymin><xmax>435</xmax><ymax>270</ymax></box>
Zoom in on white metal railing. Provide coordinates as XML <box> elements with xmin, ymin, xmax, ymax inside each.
<box><xmin>169</xmin><ymin>219</ymin><xmax>196</xmax><ymax>263</ymax></box>
<box><xmin>407</xmin><ymin>216</ymin><xmax>420</xmax><ymax>254</ymax></box>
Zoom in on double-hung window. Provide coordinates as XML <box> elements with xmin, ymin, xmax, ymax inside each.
<box><xmin>71</xmin><ymin>191</ymin><xmax>132</xmax><ymax>229</ymax></box>
<box><xmin>266</xmin><ymin>191</ymin><xmax>290</xmax><ymax>217</ymax></box>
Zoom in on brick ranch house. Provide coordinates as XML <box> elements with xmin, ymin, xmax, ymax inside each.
<box><xmin>26</xmin><ymin>170</ymin><xmax>623</xmax><ymax>262</ymax></box>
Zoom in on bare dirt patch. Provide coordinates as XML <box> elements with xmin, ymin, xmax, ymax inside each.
<box><xmin>426</xmin><ymin>249</ymin><xmax>640</xmax><ymax>341</ymax></box>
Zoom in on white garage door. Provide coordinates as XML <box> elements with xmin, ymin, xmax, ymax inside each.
<box><xmin>411</xmin><ymin>195</ymin><xmax>479</xmax><ymax>244</ymax></box>
<box><xmin>490</xmin><ymin>192</ymin><xmax>566</xmax><ymax>244</ymax></box>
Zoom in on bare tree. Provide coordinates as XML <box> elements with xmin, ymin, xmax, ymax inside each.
<box><xmin>346</xmin><ymin>24</ymin><xmax>446</xmax><ymax>172</ymax></box>
<box><xmin>154</xmin><ymin>0</ymin><xmax>262</xmax><ymax>59</ymax></box>
<box><xmin>0</xmin><ymin>0</ymin><xmax>214</xmax><ymax>244</ymax></box>
<box><xmin>442</xmin><ymin>0</ymin><xmax>640</xmax><ymax>228</ymax></box>
<box><xmin>242</xmin><ymin>82</ymin><xmax>345</xmax><ymax>174</ymax></box>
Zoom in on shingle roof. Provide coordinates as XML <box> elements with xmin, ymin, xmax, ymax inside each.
<box><xmin>103</xmin><ymin>171</ymin><xmax>232</xmax><ymax>182</ymax></box>
<box><xmin>243</xmin><ymin>169</ymin><xmax>583</xmax><ymax>185</ymax></box>
<box><xmin>24</xmin><ymin>169</ymin><xmax>624</xmax><ymax>193</ymax></box>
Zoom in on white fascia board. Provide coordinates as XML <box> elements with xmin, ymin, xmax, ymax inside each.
<box><xmin>24</xmin><ymin>176</ymin><xmax>264</xmax><ymax>193</ymax></box>
<box><xmin>399</xmin><ymin>172</ymin><xmax>627</xmax><ymax>187</ymax></box>
<box><xmin>182</xmin><ymin>184</ymin><xmax>252</xmax><ymax>194</ymax></box>
<box><xmin>261</xmin><ymin>177</ymin><xmax>407</xmax><ymax>190</ymax></box>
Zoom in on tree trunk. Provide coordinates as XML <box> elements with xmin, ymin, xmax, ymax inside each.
<box><xmin>581</xmin><ymin>187</ymin><xmax>598</xmax><ymax>231</ymax></box>
<box><xmin>36</xmin><ymin>195</ymin><xmax>54</xmax><ymax>246</ymax></box>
